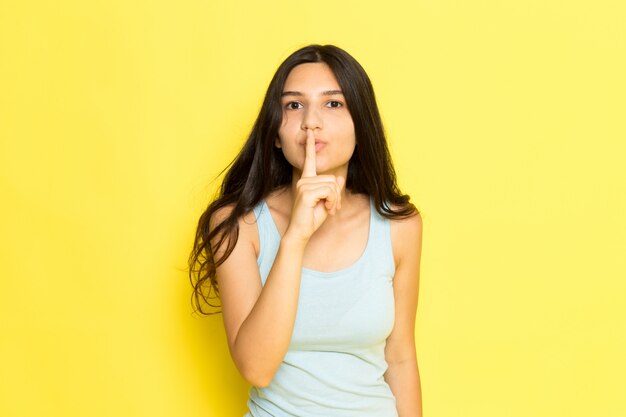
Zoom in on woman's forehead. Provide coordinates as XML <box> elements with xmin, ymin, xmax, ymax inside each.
<box><xmin>282</xmin><ymin>63</ymin><xmax>341</xmax><ymax>93</ymax></box>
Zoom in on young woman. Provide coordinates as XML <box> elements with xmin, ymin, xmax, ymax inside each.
<box><xmin>189</xmin><ymin>44</ymin><xmax>423</xmax><ymax>417</ymax></box>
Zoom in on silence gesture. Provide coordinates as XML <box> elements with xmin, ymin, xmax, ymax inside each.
<box><xmin>285</xmin><ymin>129</ymin><xmax>345</xmax><ymax>243</ymax></box>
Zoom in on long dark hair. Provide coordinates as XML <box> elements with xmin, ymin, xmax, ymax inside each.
<box><xmin>189</xmin><ymin>44</ymin><xmax>418</xmax><ymax>314</ymax></box>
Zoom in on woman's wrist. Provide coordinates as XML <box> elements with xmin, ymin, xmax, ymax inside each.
<box><xmin>280</xmin><ymin>229</ymin><xmax>309</xmax><ymax>253</ymax></box>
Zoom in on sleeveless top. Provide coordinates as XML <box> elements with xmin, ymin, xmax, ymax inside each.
<box><xmin>244</xmin><ymin>198</ymin><xmax>398</xmax><ymax>417</ymax></box>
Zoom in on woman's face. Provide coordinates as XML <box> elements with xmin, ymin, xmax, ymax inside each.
<box><xmin>276</xmin><ymin>63</ymin><xmax>356</xmax><ymax>177</ymax></box>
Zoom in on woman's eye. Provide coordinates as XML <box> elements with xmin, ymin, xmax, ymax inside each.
<box><xmin>286</xmin><ymin>102</ymin><xmax>303</xmax><ymax>110</ymax></box>
<box><xmin>327</xmin><ymin>101</ymin><xmax>343</xmax><ymax>108</ymax></box>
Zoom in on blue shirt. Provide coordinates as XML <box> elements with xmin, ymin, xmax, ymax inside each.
<box><xmin>245</xmin><ymin>197</ymin><xmax>398</xmax><ymax>417</ymax></box>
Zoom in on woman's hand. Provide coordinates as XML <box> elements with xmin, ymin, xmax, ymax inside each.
<box><xmin>285</xmin><ymin>129</ymin><xmax>345</xmax><ymax>242</ymax></box>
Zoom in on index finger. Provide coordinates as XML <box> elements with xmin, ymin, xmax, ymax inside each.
<box><xmin>302</xmin><ymin>129</ymin><xmax>317</xmax><ymax>178</ymax></box>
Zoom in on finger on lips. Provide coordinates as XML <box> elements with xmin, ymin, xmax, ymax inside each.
<box><xmin>299</xmin><ymin>129</ymin><xmax>346</xmax><ymax>215</ymax></box>
<box><xmin>302</xmin><ymin>129</ymin><xmax>317</xmax><ymax>178</ymax></box>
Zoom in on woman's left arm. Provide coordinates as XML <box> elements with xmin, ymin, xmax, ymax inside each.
<box><xmin>385</xmin><ymin>211</ymin><xmax>424</xmax><ymax>417</ymax></box>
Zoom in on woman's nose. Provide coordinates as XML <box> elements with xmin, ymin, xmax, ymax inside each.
<box><xmin>301</xmin><ymin>107</ymin><xmax>323</xmax><ymax>130</ymax></box>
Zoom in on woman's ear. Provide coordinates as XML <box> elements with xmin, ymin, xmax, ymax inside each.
<box><xmin>274</xmin><ymin>137</ymin><xmax>282</xmax><ymax>148</ymax></box>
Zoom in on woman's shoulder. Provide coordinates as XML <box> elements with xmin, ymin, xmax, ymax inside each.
<box><xmin>211</xmin><ymin>186</ymin><xmax>291</xmax><ymax>233</ymax></box>
<box><xmin>387</xmin><ymin>203</ymin><xmax>422</xmax><ymax>226</ymax></box>
<box><xmin>388</xmin><ymin>203</ymin><xmax>423</xmax><ymax>266</ymax></box>
<box><xmin>209</xmin><ymin>203</ymin><xmax>256</xmax><ymax>229</ymax></box>
<box><xmin>209</xmin><ymin>202</ymin><xmax>260</xmax><ymax>257</ymax></box>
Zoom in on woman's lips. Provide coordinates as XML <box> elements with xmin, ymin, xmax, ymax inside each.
<box><xmin>300</xmin><ymin>138</ymin><xmax>326</xmax><ymax>152</ymax></box>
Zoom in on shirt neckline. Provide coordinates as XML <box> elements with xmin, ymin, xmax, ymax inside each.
<box><xmin>261</xmin><ymin>197</ymin><xmax>374</xmax><ymax>278</ymax></box>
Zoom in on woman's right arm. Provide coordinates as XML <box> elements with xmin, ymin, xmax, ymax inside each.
<box><xmin>214</xmin><ymin>130</ymin><xmax>343</xmax><ymax>388</ymax></box>
<box><xmin>213</xmin><ymin>207</ymin><xmax>308</xmax><ymax>388</ymax></box>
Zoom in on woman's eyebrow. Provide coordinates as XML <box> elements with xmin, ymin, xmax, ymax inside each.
<box><xmin>281</xmin><ymin>89</ymin><xmax>344</xmax><ymax>97</ymax></box>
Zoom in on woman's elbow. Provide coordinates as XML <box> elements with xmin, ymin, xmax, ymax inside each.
<box><xmin>237</xmin><ymin>361</ymin><xmax>277</xmax><ymax>388</ymax></box>
<box><xmin>230</xmin><ymin>339</ymin><xmax>281</xmax><ymax>388</ymax></box>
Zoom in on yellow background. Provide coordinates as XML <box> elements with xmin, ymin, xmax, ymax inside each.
<box><xmin>1</xmin><ymin>1</ymin><xmax>625</xmax><ymax>416</ymax></box>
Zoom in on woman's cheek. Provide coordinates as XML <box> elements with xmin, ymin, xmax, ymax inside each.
<box><xmin>277</xmin><ymin>140</ymin><xmax>301</xmax><ymax>169</ymax></box>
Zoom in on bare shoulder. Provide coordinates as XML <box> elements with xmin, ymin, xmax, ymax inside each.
<box><xmin>209</xmin><ymin>203</ymin><xmax>256</xmax><ymax>229</ymax></box>
<box><xmin>389</xmin><ymin>206</ymin><xmax>423</xmax><ymax>268</ymax></box>
<box><xmin>209</xmin><ymin>203</ymin><xmax>260</xmax><ymax>261</ymax></box>
<box><xmin>389</xmin><ymin>204</ymin><xmax>423</xmax><ymax>238</ymax></box>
